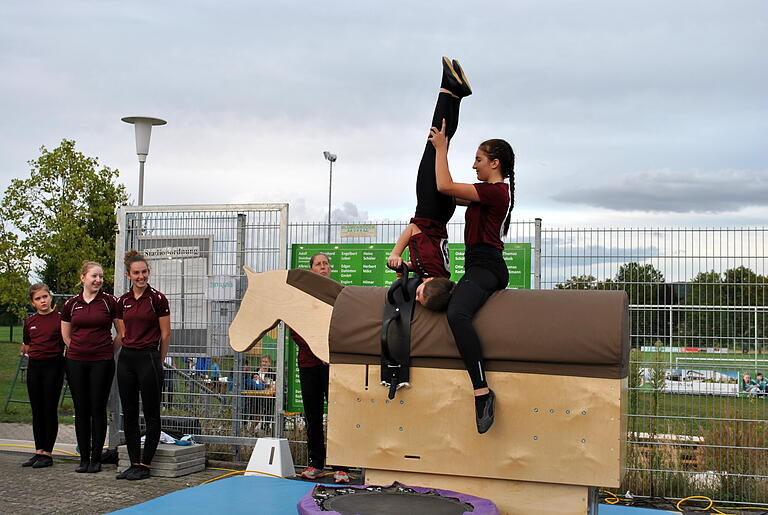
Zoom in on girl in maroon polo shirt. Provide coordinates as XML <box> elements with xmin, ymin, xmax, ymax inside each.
<box><xmin>430</xmin><ymin>125</ymin><xmax>514</xmax><ymax>434</ymax></box>
<box><xmin>387</xmin><ymin>57</ymin><xmax>471</xmax><ymax>312</ymax></box>
<box><xmin>61</xmin><ymin>261</ymin><xmax>121</xmax><ymax>473</ymax></box>
<box><xmin>20</xmin><ymin>283</ymin><xmax>65</xmax><ymax>469</ymax></box>
<box><xmin>115</xmin><ymin>250</ymin><xmax>171</xmax><ymax>481</ymax></box>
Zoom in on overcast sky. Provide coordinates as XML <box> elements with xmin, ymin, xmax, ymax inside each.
<box><xmin>1</xmin><ymin>1</ymin><xmax>765</xmax><ymax>227</ymax></box>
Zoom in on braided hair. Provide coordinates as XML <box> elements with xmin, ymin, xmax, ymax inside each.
<box><xmin>478</xmin><ymin>139</ymin><xmax>515</xmax><ymax>236</ymax></box>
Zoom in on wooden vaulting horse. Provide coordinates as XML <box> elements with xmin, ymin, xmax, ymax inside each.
<box><xmin>229</xmin><ymin>268</ymin><xmax>630</xmax><ymax>515</ymax></box>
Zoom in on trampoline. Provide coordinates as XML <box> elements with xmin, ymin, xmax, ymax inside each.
<box><xmin>297</xmin><ymin>482</ymin><xmax>499</xmax><ymax>515</ymax></box>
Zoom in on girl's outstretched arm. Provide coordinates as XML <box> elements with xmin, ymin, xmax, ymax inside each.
<box><xmin>429</xmin><ymin>119</ymin><xmax>480</xmax><ymax>203</ymax></box>
<box><xmin>388</xmin><ymin>223</ymin><xmax>418</xmax><ymax>270</ymax></box>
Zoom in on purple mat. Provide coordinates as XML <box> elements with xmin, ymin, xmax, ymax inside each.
<box><xmin>297</xmin><ymin>481</ymin><xmax>499</xmax><ymax>515</ymax></box>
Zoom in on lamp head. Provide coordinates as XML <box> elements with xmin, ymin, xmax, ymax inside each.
<box><xmin>122</xmin><ymin>116</ymin><xmax>167</xmax><ymax>162</ymax></box>
<box><xmin>323</xmin><ymin>151</ymin><xmax>337</xmax><ymax>162</ymax></box>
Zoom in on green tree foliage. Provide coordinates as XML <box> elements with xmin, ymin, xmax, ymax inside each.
<box><xmin>607</xmin><ymin>262</ymin><xmax>666</xmax><ymax>304</ymax></box>
<box><xmin>555</xmin><ymin>274</ymin><xmax>598</xmax><ymax>290</ymax></box>
<box><xmin>598</xmin><ymin>263</ymin><xmax>666</xmax><ymax>347</ymax></box>
<box><xmin>0</xmin><ymin>213</ymin><xmax>31</xmax><ymax>320</ymax></box>
<box><xmin>684</xmin><ymin>267</ymin><xmax>767</xmax><ymax>349</ymax></box>
<box><xmin>1</xmin><ymin>139</ymin><xmax>128</xmax><ymax>302</ymax></box>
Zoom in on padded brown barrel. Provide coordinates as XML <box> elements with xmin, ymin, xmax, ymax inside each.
<box><xmin>329</xmin><ymin>286</ymin><xmax>629</xmax><ymax>379</ymax></box>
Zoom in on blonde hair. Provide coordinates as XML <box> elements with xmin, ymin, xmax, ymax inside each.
<box><xmin>80</xmin><ymin>261</ymin><xmax>102</xmax><ymax>277</ymax></box>
<box><xmin>29</xmin><ymin>282</ymin><xmax>51</xmax><ymax>300</ymax></box>
<box><xmin>124</xmin><ymin>250</ymin><xmax>149</xmax><ymax>272</ymax></box>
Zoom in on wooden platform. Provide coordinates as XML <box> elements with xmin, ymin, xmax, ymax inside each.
<box><xmin>327</xmin><ymin>364</ymin><xmax>626</xmax><ymax>514</ymax></box>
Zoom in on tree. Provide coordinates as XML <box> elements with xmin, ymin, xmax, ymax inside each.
<box><xmin>555</xmin><ymin>274</ymin><xmax>598</xmax><ymax>290</ymax></box>
<box><xmin>1</xmin><ymin>139</ymin><xmax>128</xmax><ymax>301</ymax></box>
<box><xmin>683</xmin><ymin>267</ymin><xmax>767</xmax><ymax>351</ymax></box>
<box><xmin>683</xmin><ymin>270</ymin><xmax>724</xmax><ymax>346</ymax></box>
<box><xmin>598</xmin><ymin>262</ymin><xmax>666</xmax><ymax>347</ymax></box>
<box><xmin>0</xmin><ymin>214</ymin><xmax>31</xmax><ymax>320</ymax></box>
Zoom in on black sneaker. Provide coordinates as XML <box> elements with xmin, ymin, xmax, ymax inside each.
<box><xmin>116</xmin><ymin>465</ymin><xmax>139</xmax><ymax>480</ymax></box>
<box><xmin>32</xmin><ymin>455</ymin><xmax>53</xmax><ymax>468</ymax></box>
<box><xmin>22</xmin><ymin>455</ymin><xmax>40</xmax><ymax>467</ymax></box>
<box><xmin>476</xmin><ymin>389</ymin><xmax>496</xmax><ymax>434</ymax></box>
<box><xmin>127</xmin><ymin>465</ymin><xmax>151</xmax><ymax>481</ymax></box>
<box><xmin>87</xmin><ymin>460</ymin><xmax>102</xmax><ymax>473</ymax></box>
<box><xmin>75</xmin><ymin>460</ymin><xmax>89</xmax><ymax>473</ymax></box>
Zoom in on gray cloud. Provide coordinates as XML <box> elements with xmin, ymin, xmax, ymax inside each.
<box><xmin>552</xmin><ymin>169</ymin><xmax>768</xmax><ymax>213</ymax></box>
<box><xmin>1</xmin><ymin>1</ymin><xmax>766</xmax><ymax>226</ymax></box>
<box><xmin>331</xmin><ymin>202</ymin><xmax>368</xmax><ymax>223</ymax></box>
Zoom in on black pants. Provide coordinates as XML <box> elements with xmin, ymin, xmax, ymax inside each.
<box><xmin>414</xmin><ymin>92</ymin><xmax>460</xmax><ymax>224</ymax></box>
<box><xmin>299</xmin><ymin>364</ymin><xmax>347</xmax><ymax>471</ymax></box>
<box><xmin>447</xmin><ymin>246</ymin><xmax>509</xmax><ymax>390</ymax></box>
<box><xmin>27</xmin><ymin>356</ymin><xmax>65</xmax><ymax>452</ymax></box>
<box><xmin>117</xmin><ymin>347</ymin><xmax>164</xmax><ymax>465</ymax></box>
<box><xmin>65</xmin><ymin>357</ymin><xmax>115</xmax><ymax>462</ymax></box>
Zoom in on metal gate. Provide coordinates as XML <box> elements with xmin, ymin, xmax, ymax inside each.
<box><xmin>110</xmin><ymin>204</ymin><xmax>288</xmax><ymax>461</ymax></box>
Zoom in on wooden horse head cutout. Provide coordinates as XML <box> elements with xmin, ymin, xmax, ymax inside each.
<box><xmin>228</xmin><ymin>268</ymin><xmax>343</xmax><ymax>363</ymax></box>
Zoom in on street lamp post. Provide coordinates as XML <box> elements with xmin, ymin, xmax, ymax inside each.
<box><xmin>323</xmin><ymin>151</ymin><xmax>337</xmax><ymax>243</ymax></box>
<box><xmin>121</xmin><ymin>116</ymin><xmax>167</xmax><ymax>205</ymax></box>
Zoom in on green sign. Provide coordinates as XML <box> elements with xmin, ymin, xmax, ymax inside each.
<box><xmin>285</xmin><ymin>242</ymin><xmax>532</xmax><ymax>412</ymax></box>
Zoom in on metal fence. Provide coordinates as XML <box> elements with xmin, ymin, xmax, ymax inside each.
<box><xmin>111</xmin><ymin>204</ymin><xmax>288</xmax><ymax>461</ymax></box>
<box><xmin>112</xmin><ymin>208</ymin><xmax>767</xmax><ymax>505</ymax></box>
<box><xmin>541</xmin><ymin>226</ymin><xmax>768</xmax><ymax>506</ymax></box>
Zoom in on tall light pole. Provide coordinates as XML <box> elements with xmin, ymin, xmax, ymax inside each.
<box><xmin>121</xmin><ymin>116</ymin><xmax>167</xmax><ymax>205</ymax></box>
<box><xmin>323</xmin><ymin>151</ymin><xmax>337</xmax><ymax>243</ymax></box>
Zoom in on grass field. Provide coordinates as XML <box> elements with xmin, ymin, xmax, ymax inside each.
<box><xmin>0</xmin><ymin>326</ymin><xmax>23</xmax><ymax>344</ymax></box>
<box><xmin>0</xmin><ymin>342</ymin><xmax>74</xmax><ymax>424</ymax></box>
<box><xmin>630</xmin><ymin>347</ymin><xmax>768</xmax><ymax>435</ymax></box>
<box><xmin>634</xmin><ymin>348</ymin><xmax>768</xmax><ymax>368</ymax></box>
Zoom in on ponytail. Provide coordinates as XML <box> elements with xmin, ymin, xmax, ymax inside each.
<box><xmin>478</xmin><ymin>139</ymin><xmax>515</xmax><ymax>236</ymax></box>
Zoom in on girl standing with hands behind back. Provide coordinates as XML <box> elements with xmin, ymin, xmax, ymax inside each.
<box><xmin>20</xmin><ymin>283</ymin><xmax>65</xmax><ymax>469</ymax></box>
<box><xmin>61</xmin><ymin>261</ymin><xmax>121</xmax><ymax>473</ymax></box>
<box><xmin>115</xmin><ymin>250</ymin><xmax>171</xmax><ymax>481</ymax></box>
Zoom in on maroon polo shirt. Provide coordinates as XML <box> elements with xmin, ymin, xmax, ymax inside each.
<box><xmin>23</xmin><ymin>311</ymin><xmax>64</xmax><ymax>360</ymax></box>
<box><xmin>61</xmin><ymin>291</ymin><xmax>118</xmax><ymax>361</ymax></box>
<box><xmin>464</xmin><ymin>182</ymin><xmax>511</xmax><ymax>250</ymax></box>
<box><xmin>408</xmin><ymin>217</ymin><xmax>450</xmax><ymax>279</ymax></box>
<box><xmin>116</xmin><ymin>286</ymin><xmax>170</xmax><ymax>350</ymax></box>
<box><xmin>291</xmin><ymin>330</ymin><xmax>325</xmax><ymax>368</ymax></box>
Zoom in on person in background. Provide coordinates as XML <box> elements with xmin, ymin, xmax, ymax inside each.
<box><xmin>741</xmin><ymin>373</ymin><xmax>761</xmax><ymax>395</ymax></box>
<box><xmin>61</xmin><ymin>261</ymin><xmax>121</xmax><ymax>473</ymax></box>
<box><xmin>755</xmin><ymin>372</ymin><xmax>767</xmax><ymax>394</ymax></box>
<box><xmin>254</xmin><ymin>354</ymin><xmax>275</xmax><ymax>386</ymax></box>
<box><xmin>210</xmin><ymin>357</ymin><xmax>221</xmax><ymax>380</ymax></box>
<box><xmin>296</xmin><ymin>253</ymin><xmax>350</xmax><ymax>484</ymax></box>
<box><xmin>115</xmin><ymin>250</ymin><xmax>171</xmax><ymax>481</ymax></box>
<box><xmin>20</xmin><ymin>283</ymin><xmax>65</xmax><ymax>469</ymax></box>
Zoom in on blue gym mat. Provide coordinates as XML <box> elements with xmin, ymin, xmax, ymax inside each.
<box><xmin>111</xmin><ymin>475</ymin><xmax>313</xmax><ymax>515</ymax></box>
<box><xmin>110</xmin><ymin>475</ymin><xmax>673</xmax><ymax>514</ymax></box>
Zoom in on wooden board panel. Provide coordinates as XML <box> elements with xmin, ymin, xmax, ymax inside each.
<box><xmin>327</xmin><ymin>364</ymin><xmax>623</xmax><ymax>487</ymax></box>
<box><xmin>365</xmin><ymin>469</ymin><xmax>590</xmax><ymax>515</ymax></box>
<box><xmin>228</xmin><ymin>268</ymin><xmax>333</xmax><ymax>362</ymax></box>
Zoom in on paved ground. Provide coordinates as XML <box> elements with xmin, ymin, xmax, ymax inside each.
<box><xmin>0</xmin><ymin>423</ymin><xmax>356</xmax><ymax>514</ymax></box>
<box><xmin>0</xmin><ymin>422</ymin><xmax>77</xmax><ymax>443</ymax></box>
<box><xmin>0</xmin><ymin>449</ymin><xmax>224</xmax><ymax>514</ymax></box>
